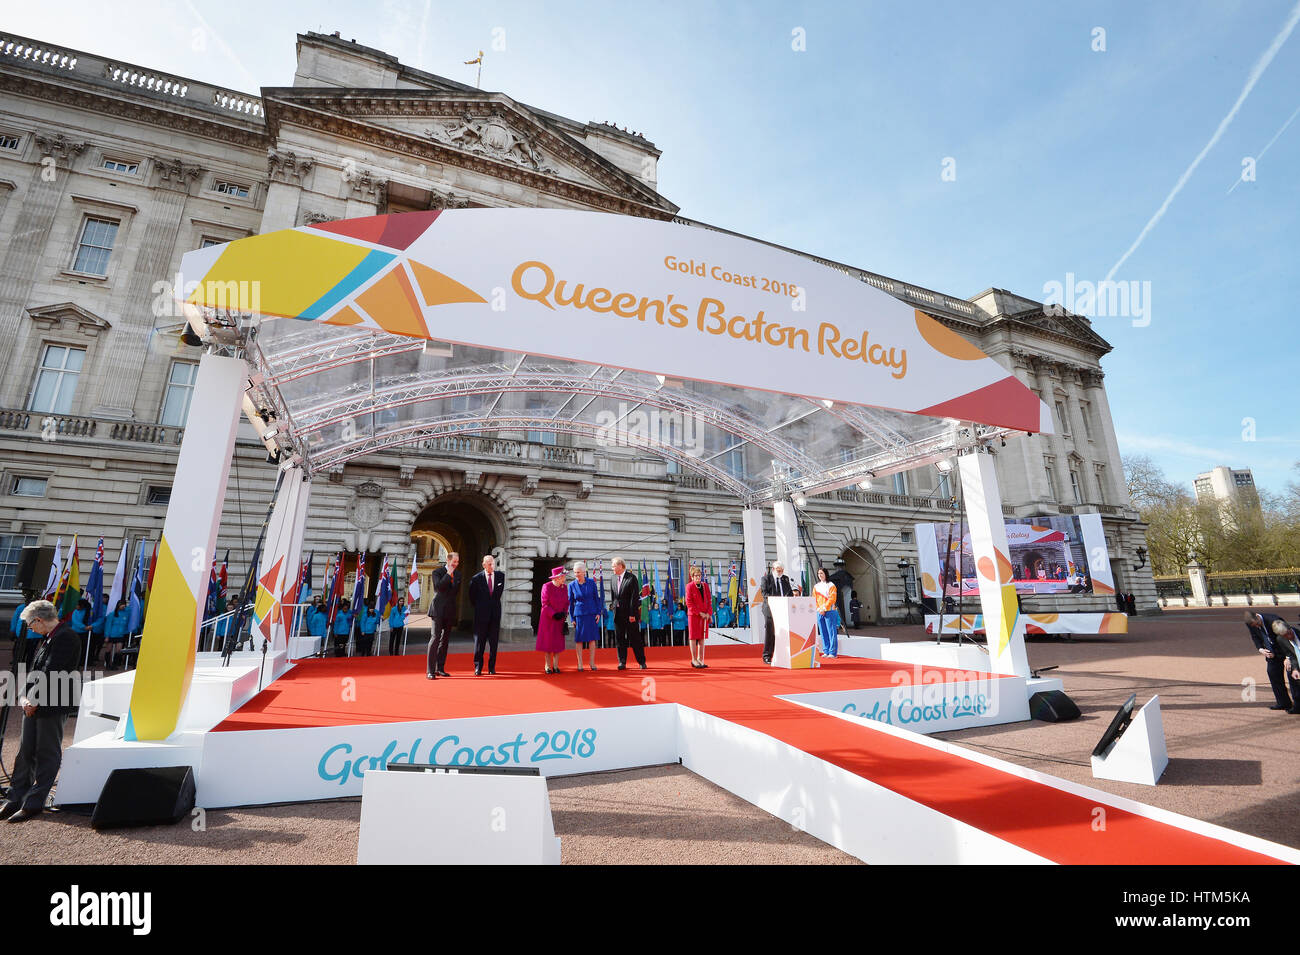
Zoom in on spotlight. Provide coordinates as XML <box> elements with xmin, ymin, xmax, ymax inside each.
<box><xmin>794</xmin><ymin>494</ymin><xmax>807</xmax><ymax>507</ymax></box>
<box><xmin>936</xmin><ymin>459</ymin><xmax>953</xmax><ymax>473</ymax></box>
<box><xmin>262</xmin><ymin>428</ymin><xmax>279</xmax><ymax>441</ymax></box>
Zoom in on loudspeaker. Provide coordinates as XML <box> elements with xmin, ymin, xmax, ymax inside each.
<box><xmin>91</xmin><ymin>766</ymin><xmax>196</xmax><ymax>829</ymax></box>
<box><xmin>1029</xmin><ymin>689</ymin><xmax>1081</xmax><ymax>723</ymax></box>
<box><xmin>15</xmin><ymin>546</ymin><xmax>56</xmax><ymax>595</ymax></box>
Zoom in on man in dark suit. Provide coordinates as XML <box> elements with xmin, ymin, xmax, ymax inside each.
<box><xmin>426</xmin><ymin>552</ymin><xmax>460</xmax><ymax>678</ymax></box>
<box><xmin>760</xmin><ymin>561</ymin><xmax>798</xmax><ymax>664</ymax></box>
<box><xmin>610</xmin><ymin>557</ymin><xmax>646</xmax><ymax>670</ymax></box>
<box><xmin>2</xmin><ymin>600</ymin><xmax>80</xmax><ymax>822</ymax></box>
<box><xmin>1245</xmin><ymin>610</ymin><xmax>1295</xmax><ymax>711</ymax></box>
<box><xmin>468</xmin><ymin>554</ymin><xmax>504</xmax><ymax>675</ymax></box>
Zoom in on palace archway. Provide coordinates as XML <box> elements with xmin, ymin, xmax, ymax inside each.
<box><xmin>410</xmin><ymin>491</ymin><xmax>506</xmax><ymax>627</ymax></box>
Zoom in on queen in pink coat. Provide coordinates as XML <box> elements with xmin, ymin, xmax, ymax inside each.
<box><xmin>537</xmin><ymin>566</ymin><xmax>569</xmax><ymax>674</ymax></box>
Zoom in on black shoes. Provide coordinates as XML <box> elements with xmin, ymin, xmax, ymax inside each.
<box><xmin>762</xmin><ymin>656</ymin><xmax>771</xmax><ymax>664</ymax></box>
<box><xmin>617</xmin><ymin>663</ymin><xmax>626</xmax><ymax>670</ymax></box>
<box><xmin>488</xmin><ymin>668</ymin><xmax>495</xmax><ymax>675</ymax></box>
<box><xmin>1269</xmin><ymin>704</ymin><xmax>1288</xmax><ymax>710</ymax></box>
<box><xmin>426</xmin><ymin>673</ymin><xmax>436</xmax><ymax>680</ymax></box>
<box><xmin>475</xmin><ymin>665</ymin><xmax>482</xmax><ymax>676</ymax></box>
<box><xmin>437</xmin><ymin>670</ymin><xmax>450</xmax><ymax>677</ymax></box>
<box><xmin>5</xmin><ymin>808</ymin><xmax>40</xmax><ymax>823</ymax></box>
<box><xmin>639</xmin><ymin>663</ymin><xmax>647</xmax><ymax>670</ymax></box>
<box><xmin>0</xmin><ymin>804</ymin><xmax>18</xmax><ymax>821</ymax></box>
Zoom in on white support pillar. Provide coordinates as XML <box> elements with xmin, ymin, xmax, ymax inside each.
<box><xmin>126</xmin><ymin>353</ymin><xmax>246</xmax><ymax>741</ymax></box>
<box><xmin>253</xmin><ymin>468</ymin><xmax>307</xmax><ymax>660</ymax></box>
<box><xmin>957</xmin><ymin>451</ymin><xmax>1030</xmax><ymax>677</ymax></box>
<box><xmin>741</xmin><ymin>508</ymin><xmax>767</xmax><ymax>646</ymax></box>
<box><xmin>773</xmin><ymin>500</ymin><xmax>800</xmax><ymax>580</ymax></box>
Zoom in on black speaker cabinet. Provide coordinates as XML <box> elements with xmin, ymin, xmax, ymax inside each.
<box><xmin>1029</xmin><ymin>689</ymin><xmax>1081</xmax><ymax>723</ymax></box>
<box><xmin>15</xmin><ymin>546</ymin><xmax>56</xmax><ymax>595</ymax></box>
<box><xmin>91</xmin><ymin>766</ymin><xmax>196</xmax><ymax>829</ymax></box>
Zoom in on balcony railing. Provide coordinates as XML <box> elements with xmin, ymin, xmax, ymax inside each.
<box><xmin>0</xmin><ymin>409</ymin><xmax>184</xmax><ymax>445</ymax></box>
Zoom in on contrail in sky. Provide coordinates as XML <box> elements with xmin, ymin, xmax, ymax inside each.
<box><xmin>1227</xmin><ymin>100</ymin><xmax>1300</xmax><ymax>193</ymax></box>
<box><xmin>1105</xmin><ymin>1</ymin><xmax>1300</xmax><ymax>280</ymax></box>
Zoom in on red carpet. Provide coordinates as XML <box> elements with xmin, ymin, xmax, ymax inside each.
<box><xmin>214</xmin><ymin>646</ymin><xmax>1284</xmax><ymax>865</ymax></box>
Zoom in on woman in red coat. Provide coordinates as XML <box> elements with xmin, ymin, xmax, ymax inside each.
<box><xmin>684</xmin><ymin>564</ymin><xmax>712</xmax><ymax>668</ymax></box>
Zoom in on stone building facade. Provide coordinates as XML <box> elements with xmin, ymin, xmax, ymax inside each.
<box><xmin>0</xmin><ymin>30</ymin><xmax>1156</xmax><ymax>634</ymax></box>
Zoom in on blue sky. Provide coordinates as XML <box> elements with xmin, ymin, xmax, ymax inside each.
<box><xmin>9</xmin><ymin>0</ymin><xmax>1299</xmax><ymax>494</ymax></box>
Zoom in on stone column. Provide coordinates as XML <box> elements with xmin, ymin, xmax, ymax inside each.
<box><xmin>91</xmin><ymin>157</ymin><xmax>204</xmax><ymax>418</ymax></box>
<box><xmin>0</xmin><ymin>132</ymin><xmax>85</xmax><ymax>407</ymax></box>
<box><xmin>1082</xmin><ymin>370</ymin><xmax>1128</xmax><ymax>506</ymax></box>
<box><xmin>1187</xmin><ymin>556</ymin><xmax>1209</xmax><ymax>607</ymax></box>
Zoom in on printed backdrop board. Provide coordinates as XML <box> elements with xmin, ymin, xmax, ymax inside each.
<box><xmin>177</xmin><ymin>210</ymin><xmax>1053</xmax><ymax>434</ymax></box>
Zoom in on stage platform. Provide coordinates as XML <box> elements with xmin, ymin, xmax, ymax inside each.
<box><xmin>60</xmin><ymin>645</ymin><xmax>1298</xmax><ymax>864</ymax></box>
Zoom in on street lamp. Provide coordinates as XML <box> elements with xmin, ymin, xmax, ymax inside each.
<box><xmin>1135</xmin><ymin>546</ymin><xmax>1147</xmax><ymax>569</ymax></box>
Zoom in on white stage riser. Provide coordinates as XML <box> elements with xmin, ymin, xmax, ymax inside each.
<box><xmin>196</xmin><ymin>704</ymin><xmax>678</xmax><ymax>807</ymax></box>
<box><xmin>781</xmin><ymin>674</ymin><xmax>1030</xmax><ymax>734</ymax></box>
<box><xmin>676</xmin><ymin>706</ymin><xmax>1050</xmax><ymax>864</ymax></box>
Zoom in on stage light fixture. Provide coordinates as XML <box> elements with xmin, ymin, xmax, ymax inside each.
<box><xmin>794</xmin><ymin>494</ymin><xmax>807</xmax><ymax>507</ymax></box>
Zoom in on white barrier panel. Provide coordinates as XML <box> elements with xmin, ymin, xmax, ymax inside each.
<box><xmin>879</xmin><ymin>641</ymin><xmax>992</xmax><ymax>673</ymax></box>
<box><xmin>198</xmin><ymin>703</ymin><xmax>678</xmax><ymax>807</ymax></box>
<box><xmin>358</xmin><ymin>769</ymin><xmax>560</xmax><ymax>865</ymax></box>
<box><xmin>675</xmin><ymin>705</ymin><xmax>1050</xmax><ymax>864</ymax></box>
<box><xmin>784</xmin><ymin>671</ymin><xmax>1030</xmax><ymax>734</ymax></box>
<box><xmin>1091</xmin><ymin>695</ymin><xmax>1169</xmax><ymax>786</ymax></box>
<box><xmin>836</xmin><ymin>635</ymin><xmax>890</xmax><ymax>659</ymax></box>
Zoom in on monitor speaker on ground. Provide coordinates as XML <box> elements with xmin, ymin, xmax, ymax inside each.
<box><xmin>1029</xmin><ymin>689</ymin><xmax>1081</xmax><ymax>722</ymax></box>
<box><xmin>14</xmin><ymin>546</ymin><xmax>56</xmax><ymax>595</ymax></box>
<box><xmin>91</xmin><ymin>766</ymin><xmax>196</xmax><ymax>830</ymax></box>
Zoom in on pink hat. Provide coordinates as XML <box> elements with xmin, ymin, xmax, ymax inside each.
<box><xmin>551</xmin><ymin>566</ymin><xmax>566</xmax><ymax>577</ymax></box>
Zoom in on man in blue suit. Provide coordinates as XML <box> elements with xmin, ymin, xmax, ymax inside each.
<box><xmin>468</xmin><ymin>555</ymin><xmax>504</xmax><ymax>676</ymax></box>
<box><xmin>1245</xmin><ymin>610</ymin><xmax>1296</xmax><ymax>712</ymax></box>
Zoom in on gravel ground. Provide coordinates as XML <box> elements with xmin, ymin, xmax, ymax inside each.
<box><xmin>0</xmin><ymin>607</ymin><xmax>1290</xmax><ymax>863</ymax></box>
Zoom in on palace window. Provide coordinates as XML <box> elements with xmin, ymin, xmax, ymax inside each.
<box><xmin>213</xmin><ymin>180</ymin><xmax>250</xmax><ymax>199</ymax></box>
<box><xmin>0</xmin><ymin>534</ymin><xmax>38</xmax><ymax>590</ymax></box>
<box><xmin>525</xmin><ymin>396</ymin><xmax>556</xmax><ymax>445</ymax></box>
<box><xmin>893</xmin><ymin>472</ymin><xmax>908</xmax><ymax>495</ymax></box>
<box><xmin>160</xmin><ymin>360</ymin><xmax>199</xmax><ymax>426</ymax></box>
<box><xmin>730</xmin><ymin>521</ymin><xmax>743</xmax><ymax>536</ymax></box>
<box><xmin>1044</xmin><ymin>460</ymin><xmax>1057</xmax><ymax>499</ymax></box>
<box><xmin>721</xmin><ymin>447</ymin><xmax>744</xmax><ymax>477</ymax></box>
<box><xmin>27</xmin><ymin>344</ymin><xmax>85</xmax><ymax>414</ymax></box>
<box><xmin>1069</xmin><ymin>468</ymin><xmax>1083</xmax><ymax>504</ymax></box>
<box><xmin>146</xmin><ymin>485</ymin><xmax>172</xmax><ymax>506</ymax></box>
<box><xmin>1054</xmin><ymin>400</ymin><xmax>1069</xmax><ymax>436</ymax></box>
<box><xmin>1080</xmin><ymin>401</ymin><xmax>1094</xmax><ymax>440</ymax></box>
<box><xmin>200</xmin><ymin>236</ymin><xmax>225</xmax><ymax>249</ymax></box>
<box><xmin>668</xmin><ymin>517</ymin><xmax>681</xmax><ymax>533</ymax></box>
<box><xmin>9</xmin><ymin>476</ymin><xmax>47</xmax><ymax>497</ymax></box>
<box><xmin>0</xmin><ymin>134</ymin><xmax>20</xmax><ymax>151</ymax></box>
<box><xmin>72</xmin><ymin>216</ymin><xmax>119</xmax><ymax>275</ymax></box>
<box><xmin>101</xmin><ymin>157</ymin><xmax>139</xmax><ymax>174</ymax></box>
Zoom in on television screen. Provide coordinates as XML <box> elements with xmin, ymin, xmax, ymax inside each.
<box><xmin>915</xmin><ymin>513</ymin><xmax>1115</xmax><ymax>598</ymax></box>
<box><xmin>1091</xmin><ymin>693</ymin><xmax>1138</xmax><ymax>758</ymax></box>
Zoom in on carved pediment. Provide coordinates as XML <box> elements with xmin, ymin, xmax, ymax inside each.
<box><xmin>26</xmin><ymin>302</ymin><xmax>111</xmax><ymax>333</ymax></box>
<box><xmin>261</xmin><ymin>88</ymin><xmax>676</xmax><ymax>215</ymax></box>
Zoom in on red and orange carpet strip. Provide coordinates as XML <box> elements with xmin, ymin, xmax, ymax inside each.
<box><xmin>214</xmin><ymin>645</ymin><xmax>1281</xmax><ymax>864</ymax></box>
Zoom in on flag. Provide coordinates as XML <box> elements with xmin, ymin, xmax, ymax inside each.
<box><xmin>406</xmin><ymin>546</ymin><xmax>421</xmax><ymax>609</ymax></box>
<box><xmin>376</xmin><ymin>555</ymin><xmax>392</xmax><ymax>616</ymax></box>
<box><xmin>351</xmin><ymin>553</ymin><xmax>367</xmax><ymax>609</ymax></box>
<box><xmin>56</xmin><ymin>536</ymin><xmax>81</xmax><ymax>619</ymax></box>
<box><xmin>86</xmin><ymin>538</ymin><xmax>105</xmax><ymax>622</ymax></box>
<box><xmin>204</xmin><ymin>555</ymin><xmax>220</xmax><ymax>619</ymax></box>
<box><xmin>108</xmin><ymin>539</ymin><xmax>129</xmax><ymax>612</ymax></box>
<box><xmin>464</xmin><ymin>49</ymin><xmax>484</xmax><ymax>65</ymax></box>
<box><xmin>728</xmin><ymin>561</ymin><xmax>740</xmax><ymax>613</ymax></box>
<box><xmin>325</xmin><ymin>553</ymin><xmax>344</xmax><ymax>627</ymax></box>
<box><xmin>219</xmin><ymin>550</ymin><xmax>229</xmax><ymax>602</ymax></box>
<box><xmin>126</xmin><ymin>546</ymin><xmax>148</xmax><ymax>633</ymax></box>
<box><xmin>638</xmin><ymin>559</ymin><xmax>652</xmax><ymax>619</ymax></box>
<box><xmin>43</xmin><ymin>537</ymin><xmax>62</xmax><ymax>599</ymax></box>
<box><xmin>664</xmin><ymin>559</ymin><xmax>675</xmax><ymax>607</ymax></box>
<box><xmin>595</xmin><ymin>558</ymin><xmax>607</xmax><ymax>609</ymax></box>
<box><xmin>142</xmin><ymin>542</ymin><xmax>158</xmax><ymax>621</ymax></box>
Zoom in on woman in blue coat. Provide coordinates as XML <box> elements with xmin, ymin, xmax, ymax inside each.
<box><xmin>331</xmin><ymin>599</ymin><xmax>352</xmax><ymax>657</ymax></box>
<box><xmin>567</xmin><ymin>561</ymin><xmax>601</xmax><ymax>671</ymax></box>
<box><xmin>356</xmin><ymin>602</ymin><xmax>379</xmax><ymax>657</ymax></box>
<box><xmin>103</xmin><ymin>598</ymin><xmax>130</xmax><ymax>669</ymax></box>
<box><xmin>387</xmin><ymin>599</ymin><xmax>407</xmax><ymax>656</ymax></box>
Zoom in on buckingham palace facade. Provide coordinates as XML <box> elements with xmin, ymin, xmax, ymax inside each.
<box><xmin>0</xmin><ymin>30</ymin><xmax>1156</xmax><ymax>634</ymax></box>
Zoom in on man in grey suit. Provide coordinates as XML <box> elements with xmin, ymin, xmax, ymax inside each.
<box><xmin>426</xmin><ymin>552</ymin><xmax>459</xmax><ymax>679</ymax></box>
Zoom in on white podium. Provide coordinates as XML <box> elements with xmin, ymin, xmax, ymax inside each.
<box><xmin>358</xmin><ymin>768</ymin><xmax>561</xmax><ymax>865</ymax></box>
<box><xmin>1090</xmin><ymin>695</ymin><xmax>1168</xmax><ymax>786</ymax></box>
<box><xmin>767</xmin><ymin>596</ymin><xmax>820</xmax><ymax>669</ymax></box>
